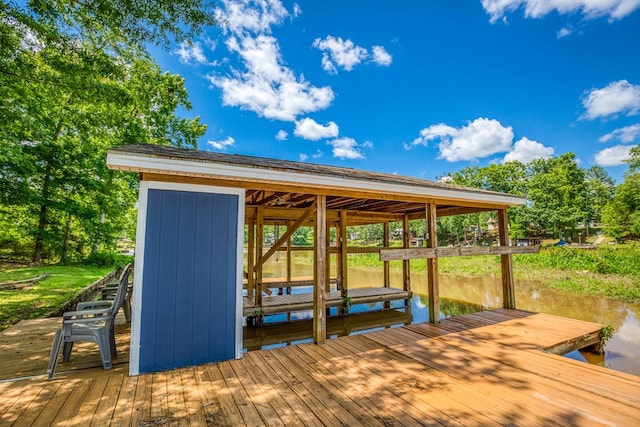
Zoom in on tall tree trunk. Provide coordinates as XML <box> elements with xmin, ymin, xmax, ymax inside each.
<box><xmin>33</xmin><ymin>121</ymin><xmax>64</xmax><ymax>264</ymax></box>
<box><xmin>32</xmin><ymin>162</ymin><xmax>52</xmax><ymax>264</ymax></box>
<box><xmin>61</xmin><ymin>212</ymin><xmax>72</xmax><ymax>264</ymax></box>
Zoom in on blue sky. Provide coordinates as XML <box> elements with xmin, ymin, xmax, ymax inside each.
<box><xmin>150</xmin><ymin>0</ymin><xmax>640</xmax><ymax>183</ymax></box>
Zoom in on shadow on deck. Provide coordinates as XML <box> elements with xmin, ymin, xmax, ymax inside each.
<box><xmin>2</xmin><ymin>309</ymin><xmax>639</xmax><ymax>426</ymax></box>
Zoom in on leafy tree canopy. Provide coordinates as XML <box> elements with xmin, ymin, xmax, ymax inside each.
<box><xmin>0</xmin><ymin>0</ymin><xmax>212</xmax><ymax>263</ymax></box>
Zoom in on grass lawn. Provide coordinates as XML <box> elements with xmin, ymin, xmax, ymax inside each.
<box><xmin>0</xmin><ymin>266</ymin><xmax>112</xmax><ymax>331</ymax></box>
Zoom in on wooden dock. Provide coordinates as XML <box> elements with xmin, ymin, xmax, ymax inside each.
<box><xmin>243</xmin><ymin>286</ymin><xmax>410</xmax><ymax>316</ymax></box>
<box><xmin>243</xmin><ymin>275</ymin><xmax>339</xmax><ymax>290</ymax></box>
<box><xmin>2</xmin><ymin>309</ymin><xmax>640</xmax><ymax>426</ymax></box>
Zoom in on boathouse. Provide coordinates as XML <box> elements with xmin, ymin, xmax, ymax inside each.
<box><xmin>106</xmin><ymin>144</ymin><xmax>536</xmax><ymax>375</ymax></box>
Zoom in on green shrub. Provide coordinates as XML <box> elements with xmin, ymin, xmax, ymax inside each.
<box><xmin>83</xmin><ymin>251</ymin><xmax>133</xmax><ymax>269</ymax></box>
<box><xmin>515</xmin><ymin>246</ymin><xmax>640</xmax><ymax>276</ymax></box>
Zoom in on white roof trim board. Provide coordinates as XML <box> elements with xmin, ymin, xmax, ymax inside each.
<box><xmin>106</xmin><ymin>145</ymin><xmax>526</xmax><ymax>207</ymax></box>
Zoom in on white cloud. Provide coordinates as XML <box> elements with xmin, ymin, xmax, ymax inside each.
<box><xmin>209</xmin><ymin>1</ymin><xmax>334</xmax><ymax>121</ymax></box>
<box><xmin>412</xmin><ymin>118</ymin><xmax>514</xmax><ymax>162</ymax></box>
<box><xmin>556</xmin><ymin>27</ymin><xmax>573</xmax><ymax>38</ymax></box>
<box><xmin>292</xmin><ymin>3</ymin><xmax>302</xmax><ymax>18</ymax></box>
<box><xmin>328</xmin><ymin>137</ymin><xmax>365</xmax><ymax>159</ymax></box>
<box><xmin>299</xmin><ymin>150</ymin><xmax>323</xmax><ymax>162</ymax></box>
<box><xmin>313</xmin><ymin>36</ymin><xmax>368</xmax><ymax>73</ymax></box>
<box><xmin>372</xmin><ymin>46</ymin><xmax>393</xmax><ymax>66</ymax></box>
<box><xmin>294</xmin><ymin>118</ymin><xmax>339</xmax><ymax>140</ymax></box>
<box><xmin>174</xmin><ymin>41</ymin><xmax>210</xmax><ymax>65</ymax></box>
<box><xmin>320</xmin><ymin>53</ymin><xmax>337</xmax><ymax>74</ymax></box>
<box><xmin>582</xmin><ymin>80</ymin><xmax>640</xmax><ymax>120</ymax></box>
<box><xmin>503</xmin><ymin>137</ymin><xmax>554</xmax><ymax>163</ymax></box>
<box><xmin>207</xmin><ymin>136</ymin><xmax>235</xmax><ymax>150</ymax></box>
<box><xmin>481</xmin><ymin>0</ymin><xmax>640</xmax><ymax>23</ymax></box>
<box><xmin>363</xmin><ymin>140</ymin><xmax>374</xmax><ymax>148</ymax></box>
<box><xmin>275</xmin><ymin>130</ymin><xmax>288</xmax><ymax>141</ymax></box>
<box><xmin>205</xmin><ymin>38</ymin><xmax>217</xmax><ymax>51</ymax></box>
<box><xmin>219</xmin><ymin>0</ymin><xmax>288</xmax><ymax>34</ymax></box>
<box><xmin>599</xmin><ymin>124</ymin><xmax>640</xmax><ymax>143</ymax></box>
<box><xmin>594</xmin><ymin>145</ymin><xmax>633</xmax><ymax>166</ymax></box>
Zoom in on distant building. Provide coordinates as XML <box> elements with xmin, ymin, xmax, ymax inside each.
<box><xmin>517</xmin><ymin>237</ymin><xmax>541</xmax><ymax>246</ymax></box>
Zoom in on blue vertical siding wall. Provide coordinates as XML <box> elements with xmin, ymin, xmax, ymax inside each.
<box><xmin>139</xmin><ymin>189</ymin><xmax>238</xmax><ymax>373</ymax></box>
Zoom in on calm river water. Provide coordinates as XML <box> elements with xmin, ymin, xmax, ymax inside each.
<box><xmin>247</xmin><ymin>254</ymin><xmax>640</xmax><ymax>377</ymax></box>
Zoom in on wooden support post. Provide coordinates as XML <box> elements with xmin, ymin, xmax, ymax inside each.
<box><xmin>383</xmin><ymin>221</ymin><xmax>391</xmax><ymax>309</ymax></box>
<box><xmin>256</xmin><ymin>207</ymin><xmax>264</xmax><ymax>308</ymax></box>
<box><xmin>314</xmin><ymin>195</ymin><xmax>327</xmax><ymax>344</ymax></box>
<box><xmin>426</xmin><ymin>203</ymin><xmax>440</xmax><ymax>323</ymax></box>
<box><xmin>498</xmin><ymin>208</ymin><xmax>516</xmax><ymax>309</ymax></box>
<box><xmin>340</xmin><ymin>210</ymin><xmax>348</xmax><ymax>314</ymax></box>
<box><xmin>276</xmin><ymin>224</ymin><xmax>283</xmax><ymax>295</ymax></box>
<box><xmin>335</xmin><ymin>223</ymin><xmax>342</xmax><ymax>290</ymax></box>
<box><xmin>247</xmin><ymin>216</ymin><xmax>255</xmax><ymax>303</ymax></box>
<box><xmin>326</xmin><ymin>221</ymin><xmax>332</xmax><ymax>293</ymax></box>
<box><xmin>286</xmin><ymin>221</ymin><xmax>292</xmax><ymax>295</ymax></box>
<box><xmin>402</xmin><ymin>215</ymin><xmax>410</xmax><ymax>294</ymax></box>
<box><xmin>383</xmin><ymin>222</ymin><xmax>390</xmax><ymax>288</ymax></box>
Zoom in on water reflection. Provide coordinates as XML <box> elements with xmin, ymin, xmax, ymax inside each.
<box><xmin>252</xmin><ymin>254</ymin><xmax>640</xmax><ymax>376</ymax></box>
<box><xmin>243</xmin><ymin>294</ymin><xmax>480</xmax><ymax>350</ymax></box>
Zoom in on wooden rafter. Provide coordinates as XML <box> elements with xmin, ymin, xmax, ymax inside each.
<box><xmin>254</xmin><ymin>201</ymin><xmax>317</xmax><ymax>269</ymax></box>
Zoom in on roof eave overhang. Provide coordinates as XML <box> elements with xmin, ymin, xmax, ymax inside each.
<box><xmin>106</xmin><ymin>151</ymin><xmax>526</xmax><ymax>208</ymax></box>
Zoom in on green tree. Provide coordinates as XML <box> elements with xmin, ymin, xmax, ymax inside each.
<box><xmin>0</xmin><ymin>6</ymin><xmax>207</xmax><ymax>262</ymax></box>
<box><xmin>12</xmin><ymin>0</ymin><xmax>216</xmax><ymax>49</ymax></box>
<box><xmin>526</xmin><ymin>153</ymin><xmax>586</xmax><ymax>239</ymax></box>
<box><xmin>602</xmin><ymin>145</ymin><xmax>640</xmax><ymax>240</ymax></box>
<box><xmin>452</xmin><ymin>161</ymin><xmax>528</xmax><ymax>195</ymax></box>
<box><xmin>449</xmin><ymin>161</ymin><xmax>529</xmax><ymax>242</ymax></box>
<box><xmin>584</xmin><ymin>166</ymin><xmax>615</xmax><ymax>228</ymax></box>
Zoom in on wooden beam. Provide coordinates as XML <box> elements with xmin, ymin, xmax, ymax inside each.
<box><xmin>383</xmin><ymin>221</ymin><xmax>391</xmax><ymax>309</ymax></box>
<box><xmin>383</xmin><ymin>222</ymin><xmax>390</xmax><ymax>288</ymax></box>
<box><xmin>426</xmin><ymin>203</ymin><xmax>439</xmax><ymax>324</ymax></box>
<box><xmin>402</xmin><ymin>215</ymin><xmax>410</xmax><ymax>294</ymax></box>
<box><xmin>247</xmin><ymin>206</ymin><xmax>327</xmax><ymax>222</ymax></box>
<box><xmin>256</xmin><ymin>207</ymin><xmax>264</xmax><ymax>306</ymax></box>
<box><xmin>340</xmin><ymin>210</ymin><xmax>348</xmax><ymax>313</ymax></box>
<box><xmin>498</xmin><ymin>208</ymin><xmax>516</xmax><ymax>309</ymax></box>
<box><xmin>379</xmin><ymin>245</ymin><xmax>539</xmax><ymax>261</ymax></box>
<box><xmin>326</xmin><ymin>220</ymin><xmax>331</xmax><ymax>293</ymax></box>
<box><xmin>247</xmin><ymin>216</ymin><xmax>255</xmax><ymax>301</ymax></box>
<box><xmin>314</xmin><ymin>195</ymin><xmax>327</xmax><ymax>344</ymax></box>
<box><xmin>286</xmin><ymin>221</ymin><xmax>292</xmax><ymax>294</ymax></box>
<box><xmin>328</xmin><ymin>246</ymin><xmax>390</xmax><ymax>254</ymax></box>
<box><xmin>254</xmin><ymin>202</ymin><xmax>317</xmax><ymax>269</ymax></box>
<box><xmin>408</xmin><ymin>206</ymin><xmax>494</xmax><ymax>220</ymax></box>
<box><xmin>141</xmin><ymin>172</ymin><xmax>515</xmax><ymax>211</ymax></box>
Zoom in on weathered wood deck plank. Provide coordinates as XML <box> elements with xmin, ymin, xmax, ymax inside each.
<box><xmin>1</xmin><ymin>309</ymin><xmax>640</xmax><ymax>426</ymax></box>
<box><xmin>245</xmin><ymin>351</ymin><xmax>324</xmax><ymax>427</ymax></box>
<box><xmin>365</xmin><ymin>322</ymin><xmax>640</xmax><ymax>425</ymax></box>
<box><xmin>320</xmin><ymin>338</ymin><xmax>493</xmax><ymax>426</ymax></box>
<box><xmin>283</xmin><ymin>345</ymin><xmax>389</xmax><ymax>427</ymax></box>
<box><xmin>108</xmin><ymin>373</ymin><xmax>137</xmax><ymax>427</ymax></box>
<box><xmin>260</xmin><ymin>347</ymin><xmax>355</xmax><ymax>426</ymax></box>
<box><xmin>177</xmin><ymin>367</ymin><xmax>208</xmax><ymax>426</ymax></box>
<box><xmin>65</xmin><ymin>375</ymin><xmax>109</xmax><ymax>426</ymax></box>
<box><xmin>298</xmin><ymin>341</ymin><xmax>452</xmax><ymax>426</ymax></box>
